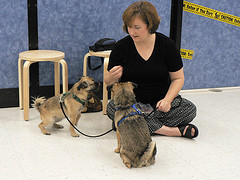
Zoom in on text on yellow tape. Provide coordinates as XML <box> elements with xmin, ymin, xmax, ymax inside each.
<box><xmin>183</xmin><ymin>1</ymin><xmax>240</xmax><ymax>27</ymax></box>
<box><xmin>180</xmin><ymin>49</ymin><xmax>194</xmax><ymax>60</ymax></box>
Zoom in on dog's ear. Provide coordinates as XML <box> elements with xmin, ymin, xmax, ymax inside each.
<box><xmin>77</xmin><ymin>81</ymin><xmax>88</xmax><ymax>90</ymax></box>
<box><xmin>107</xmin><ymin>84</ymin><xmax>113</xmax><ymax>92</ymax></box>
<box><xmin>131</xmin><ymin>82</ymin><xmax>138</xmax><ymax>88</ymax></box>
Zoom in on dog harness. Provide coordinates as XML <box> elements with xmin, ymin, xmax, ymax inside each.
<box><xmin>60</xmin><ymin>92</ymin><xmax>85</xmax><ymax>109</ymax></box>
<box><xmin>116</xmin><ymin>104</ymin><xmax>142</xmax><ymax>127</ymax></box>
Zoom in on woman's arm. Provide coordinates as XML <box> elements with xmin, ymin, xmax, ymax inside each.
<box><xmin>156</xmin><ymin>67</ymin><xmax>184</xmax><ymax>112</ymax></box>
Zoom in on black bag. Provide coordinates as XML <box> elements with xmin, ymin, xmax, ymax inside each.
<box><xmin>81</xmin><ymin>92</ymin><xmax>103</xmax><ymax>113</ymax></box>
<box><xmin>88</xmin><ymin>38</ymin><xmax>116</xmax><ymax>70</ymax></box>
<box><xmin>89</xmin><ymin>38</ymin><xmax>116</xmax><ymax>52</ymax></box>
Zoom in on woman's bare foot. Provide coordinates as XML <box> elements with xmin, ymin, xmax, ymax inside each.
<box><xmin>153</xmin><ymin>124</ymin><xmax>197</xmax><ymax>138</ymax></box>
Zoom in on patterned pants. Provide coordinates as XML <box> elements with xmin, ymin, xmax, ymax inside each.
<box><xmin>106</xmin><ymin>95</ymin><xmax>197</xmax><ymax>134</ymax></box>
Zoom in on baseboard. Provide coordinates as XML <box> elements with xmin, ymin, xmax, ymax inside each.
<box><xmin>0</xmin><ymin>82</ymin><xmax>106</xmax><ymax>108</ymax></box>
<box><xmin>1</xmin><ymin>85</ymin><xmax>239</xmax><ymax>108</ymax></box>
<box><xmin>0</xmin><ymin>88</ymin><xmax>20</xmax><ymax>108</ymax></box>
<box><xmin>180</xmin><ymin>86</ymin><xmax>240</xmax><ymax>93</ymax></box>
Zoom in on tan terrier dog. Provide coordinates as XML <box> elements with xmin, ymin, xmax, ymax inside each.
<box><xmin>109</xmin><ymin>82</ymin><xmax>157</xmax><ymax>168</ymax></box>
<box><xmin>33</xmin><ymin>76</ymin><xmax>99</xmax><ymax>137</ymax></box>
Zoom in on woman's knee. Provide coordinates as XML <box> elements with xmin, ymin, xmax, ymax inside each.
<box><xmin>106</xmin><ymin>100</ymin><xmax>116</xmax><ymax>120</ymax></box>
<box><xmin>186</xmin><ymin>101</ymin><xmax>197</xmax><ymax>121</ymax></box>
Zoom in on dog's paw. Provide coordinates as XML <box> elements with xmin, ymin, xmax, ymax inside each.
<box><xmin>43</xmin><ymin>131</ymin><xmax>51</xmax><ymax>135</ymax></box>
<box><xmin>53</xmin><ymin>123</ymin><xmax>64</xmax><ymax>129</ymax></box>
<box><xmin>114</xmin><ymin>148</ymin><xmax>120</xmax><ymax>153</ymax></box>
<box><xmin>71</xmin><ymin>133</ymin><xmax>79</xmax><ymax>137</ymax></box>
<box><xmin>125</xmin><ymin>163</ymin><xmax>132</xmax><ymax>168</ymax></box>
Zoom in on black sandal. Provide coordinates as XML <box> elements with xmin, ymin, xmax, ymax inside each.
<box><xmin>178</xmin><ymin>124</ymin><xmax>199</xmax><ymax>139</ymax></box>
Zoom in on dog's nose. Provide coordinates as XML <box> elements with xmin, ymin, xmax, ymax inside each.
<box><xmin>94</xmin><ymin>82</ymin><xmax>100</xmax><ymax>87</ymax></box>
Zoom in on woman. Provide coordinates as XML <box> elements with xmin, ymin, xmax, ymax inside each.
<box><xmin>104</xmin><ymin>1</ymin><xmax>198</xmax><ymax>139</ymax></box>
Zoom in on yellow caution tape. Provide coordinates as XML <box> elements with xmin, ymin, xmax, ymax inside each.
<box><xmin>180</xmin><ymin>49</ymin><xmax>194</xmax><ymax>60</ymax></box>
<box><xmin>183</xmin><ymin>1</ymin><xmax>240</xmax><ymax>27</ymax></box>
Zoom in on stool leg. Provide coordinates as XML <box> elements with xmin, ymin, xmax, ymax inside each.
<box><xmin>18</xmin><ymin>58</ymin><xmax>24</xmax><ymax>109</ymax></box>
<box><xmin>102</xmin><ymin>58</ymin><xmax>109</xmax><ymax>115</ymax></box>
<box><xmin>83</xmin><ymin>53</ymin><xmax>90</xmax><ymax>76</ymax></box>
<box><xmin>54</xmin><ymin>62</ymin><xmax>60</xmax><ymax>95</ymax></box>
<box><xmin>60</xmin><ymin>59</ymin><xmax>68</xmax><ymax>93</ymax></box>
<box><xmin>23</xmin><ymin>61</ymin><xmax>34</xmax><ymax>120</ymax></box>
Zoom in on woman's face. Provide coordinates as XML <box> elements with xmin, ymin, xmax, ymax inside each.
<box><xmin>127</xmin><ymin>16</ymin><xmax>150</xmax><ymax>43</ymax></box>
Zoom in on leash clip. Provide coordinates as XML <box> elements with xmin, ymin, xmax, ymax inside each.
<box><xmin>59</xmin><ymin>94</ymin><xmax>63</xmax><ymax>103</ymax></box>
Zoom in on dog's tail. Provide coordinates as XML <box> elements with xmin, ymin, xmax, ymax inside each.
<box><xmin>138</xmin><ymin>141</ymin><xmax>157</xmax><ymax>167</ymax></box>
<box><xmin>32</xmin><ymin>96</ymin><xmax>46</xmax><ymax>112</ymax></box>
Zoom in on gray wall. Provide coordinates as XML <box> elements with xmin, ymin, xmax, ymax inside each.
<box><xmin>0</xmin><ymin>0</ymin><xmax>239</xmax><ymax>90</ymax></box>
<box><xmin>181</xmin><ymin>0</ymin><xmax>240</xmax><ymax>89</ymax></box>
<box><xmin>0</xmin><ymin>0</ymin><xmax>28</xmax><ymax>89</ymax></box>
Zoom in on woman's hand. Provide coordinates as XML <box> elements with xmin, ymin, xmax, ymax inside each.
<box><xmin>155</xmin><ymin>68</ymin><xmax>184</xmax><ymax>112</ymax></box>
<box><xmin>109</xmin><ymin>65</ymin><xmax>123</xmax><ymax>80</ymax></box>
<box><xmin>156</xmin><ymin>99</ymin><xmax>171</xmax><ymax>112</ymax></box>
<box><xmin>104</xmin><ymin>65</ymin><xmax>123</xmax><ymax>86</ymax></box>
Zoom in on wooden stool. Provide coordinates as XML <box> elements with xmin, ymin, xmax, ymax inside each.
<box><xmin>18</xmin><ymin>50</ymin><xmax>68</xmax><ymax>120</ymax></box>
<box><xmin>83</xmin><ymin>50</ymin><xmax>111</xmax><ymax>115</ymax></box>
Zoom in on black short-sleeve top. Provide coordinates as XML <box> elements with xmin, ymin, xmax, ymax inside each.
<box><xmin>108</xmin><ymin>32</ymin><xmax>183</xmax><ymax>107</ymax></box>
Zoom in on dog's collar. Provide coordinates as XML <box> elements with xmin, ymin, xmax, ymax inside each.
<box><xmin>116</xmin><ymin>104</ymin><xmax>142</xmax><ymax>127</ymax></box>
<box><xmin>71</xmin><ymin>92</ymin><xmax>85</xmax><ymax>105</ymax></box>
<box><xmin>61</xmin><ymin>92</ymin><xmax>85</xmax><ymax>109</ymax></box>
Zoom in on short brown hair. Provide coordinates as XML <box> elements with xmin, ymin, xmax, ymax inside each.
<box><xmin>122</xmin><ymin>1</ymin><xmax>160</xmax><ymax>34</ymax></box>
